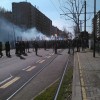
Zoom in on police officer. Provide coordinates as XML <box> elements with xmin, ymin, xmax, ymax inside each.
<box><xmin>15</xmin><ymin>41</ymin><xmax>19</xmax><ymax>55</ymax></box>
<box><xmin>5</xmin><ymin>41</ymin><xmax>11</xmax><ymax>57</ymax></box>
<box><xmin>54</xmin><ymin>41</ymin><xmax>57</xmax><ymax>54</ymax></box>
<box><xmin>0</xmin><ymin>42</ymin><xmax>3</xmax><ymax>57</ymax></box>
<box><xmin>76</xmin><ymin>37</ymin><xmax>81</xmax><ymax>52</ymax></box>
<box><xmin>44</xmin><ymin>40</ymin><xmax>47</xmax><ymax>50</ymax></box>
<box><xmin>26</xmin><ymin>41</ymin><xmax>30</xmax><ymax>52</ymax></box>
<box><xmin>34</xmin><ymin>41</ymin><xmax>38</xmax><ymax>55</ymax></box>
<box><xmin>68</xmin><ymin>39</ymin><xmax>71</xmax><ymax>54</ymax></box>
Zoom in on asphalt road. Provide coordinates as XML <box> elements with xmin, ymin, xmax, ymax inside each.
<box><xmin>0</xmin><ymin>48</ymin><xmax>69</xmax><ymax>100</ymax></box>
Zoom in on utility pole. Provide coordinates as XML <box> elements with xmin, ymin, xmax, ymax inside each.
<box><xmin>78</xmin><ymin>0</ymin><xmax>80</xmax><ymax>35</ymax></box>
<box><xmin>84</xmin><ymin>0</ymin><xmax>86</xmax><ymax>32</ymax></box>
<box><xmin>93</xmin><ymin>0</ymin><xmax>96</xmax><ymax>57</ymax></box>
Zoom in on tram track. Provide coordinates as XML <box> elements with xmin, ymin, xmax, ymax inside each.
<box><xmin>6</xmin><ymin>49</ymin><xmax>64</xmax><ymax>100</ymax></box>
<box><xmin>54</xmin><ymin>54</ymin><xmax>74</xmax><ymax>100</ymax></box>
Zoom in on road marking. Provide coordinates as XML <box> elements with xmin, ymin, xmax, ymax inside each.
<box><xmin>77</xmin><ymin>53</ymin><xmax>87</xmax><ymax>100</ymax></box>
<box><xmin>36</xmin><ymin>60</ymin><xmax>41</xmax><ymax>63</ymax></box>
<box><xmin>49</xmin><ymin>53</ymin><xmax>54</xmax><ymax>55</ymax></box>
<box><xmin>26</xmin><ymin>66</ymin><xmax>36</xmax><ymax>72</ymax></box>
<box><xmin>0</xmin><ymin>77</ymin><xmax>20</xmax><ymax>89</ymax></box>
<box><xmin>46</xmin><ymin>56</ymin><xmax>51</xmax><ymax>58</ymax></box>
<box><xmin>49</xmin><ymin>53</ymin><xmax>52</xmax><ymax>55</ymax></box>
<box><xmin>0</xmin><ymin>74</ymin><xmax>13</xmax><ymax>85</ymax></box>
<box><xmin>39</xmin><ymin>60</ymin><xmax>45</xmax><ymax>63</ymax></box>
<box><xmin>51</xmin><ymin>53</ymin><xmax>54</xmax><ymax>55</ymax></box>
<box><xmin>22</xmin><ymin>66</ymin><xmax>31</xmax><ymax>70</ymax></box>
<box><xmin>44</xmin><ymin>56</ymin><xmax>48</xmax><ymax>58</ymax></box>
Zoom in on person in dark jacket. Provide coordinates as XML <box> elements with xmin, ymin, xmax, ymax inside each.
<box><xmin>54</xmin><ymin>41</ymin><xmax>57</xmax><ymax>54</ymax></box>
<box><xmin>34</xmin><ymin>41</ymin><xmax>39</xmax><ymax>55</ymax></box>
<box><xmin>0</xmin><ymin>42</ymin><xmax>3</xmax><ymax>57</ymax></box>
<box><xmin>5</xmin><ymin>41</ymin><xmax>11</xmax><ymax>57</ymax></box>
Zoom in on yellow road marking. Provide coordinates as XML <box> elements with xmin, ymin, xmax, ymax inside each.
<box><xmin>0</xmin><ymin>77</ymin><xmax>20</xmax><ymax>89</ymax></box>
<box><xmin>39</xmin><ymin>60</ymin><xmax>45</xmax><ymax>63</ymax></box>
<box><xmin>26</xmin><ymin>66</ymin><xmax>36</xmax><ymax>72</ymax></box>
<box><xmin>77</xmin><ymin>53</ymin><xmax>87</xmax><ymax>100</ymax></box>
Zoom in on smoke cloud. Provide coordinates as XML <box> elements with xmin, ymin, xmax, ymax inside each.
<box><xmin>0</xmin><ymin>17</ymin><xmax>50</xmax><ymax>43</ymax></box>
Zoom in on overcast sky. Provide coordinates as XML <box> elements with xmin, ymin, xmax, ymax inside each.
<box><xmin>0</xmin><ymin>0</ymin><xmax>100</xmax><ymax>34</ymax></box>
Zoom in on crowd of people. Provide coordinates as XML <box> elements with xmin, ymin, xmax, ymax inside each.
<box><xmin>0</xmin><ymin>38</ymin><xmax>88</xmax><ymax>58</ymax></box>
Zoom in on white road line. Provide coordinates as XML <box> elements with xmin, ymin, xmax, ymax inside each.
<box><xmin>39</xmin><ymin>60</ymin><xmax>45</xmax><ymax>63</ymax></box>
<box><xmin>52</xmin><ymin>53</ymin><xmax>54</xmax><ymax>55</ymax></box>
<box><xmin>44</xmin><ymin>56</ymin><xmax>48</xmax><ymax>58</ymax></box>
<box><xmin>0</xmin><ymin>74</ymin><xmax>13</xmax><ymax>85</ymax></box>
<box><xmin>0</xmin><ymin>77</ymin><xmax>20</xmax><ymax>89</ymax></box>
<box><xmin>36</xmin><ymin>60</ymin><xmax>41</xmax><ymax>63</ymax></box>
<box><xmin>26</xmin><ymin>66</ymin><xmax>36</xmax><ymax>72</ymax></box>
<box><xmin>22</xmin><ymin>66</ymin><xmax>31</xmax><ymax>70</ymax></box>
<box><xmin>7</xmin><ymin>55</ymin><xmax>57</xmax><ymax>100</ymax></box>
<box><xmin>49</xmin><ymin>53</ymin><xmax>52</xmax><ymax>55</ymax></box>
<box><xmin>49</xmin><ymin>53</ymin><xmax>54</xmax><ymax>55</ymax></box>
<box><xmin>46</xmin><ymin>56</ymin><xmax>51</xmax><ymax>58</ymax></box>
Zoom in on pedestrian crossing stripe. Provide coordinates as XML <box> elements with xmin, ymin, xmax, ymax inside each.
<box><xmin>22</xmin><ymin>66</ymin><xmax>31</xmax><ymax>70</ymax></box>
<box><xmin>36</xmin><ymin>60</ymin><xmax>41</xmax><ymax>63</ymax></box>
<box><xmin>49</xmin><ymin>53</ymin><xmax>54</xmax><ymax>55</ymax></box>
<box><xmin>0</xmin><ymin>77</ymin><xmax>20</xmax><ymax>89</ymax></box>
<box><xmin>39</xmin><ymin>60</ymin><xmax>45</xmax><ymax>63</ymax></box>
<box><xmin>26</xmin><ymin>66</ymin><xmax>36</xmax><ymax>71</ymax></box>
<box><xmin>46</xmin><ymin>56</ymin><xmax>51</xmax><ymax>58</ymax></box>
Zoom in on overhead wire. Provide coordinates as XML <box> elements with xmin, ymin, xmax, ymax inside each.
<box><xmin>49</xmin><ymin>0</ymin><xmax>61</xmax><ymax>15</ymax></box>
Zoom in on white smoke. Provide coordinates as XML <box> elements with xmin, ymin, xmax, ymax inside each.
<box><xmin>0</xmin><ymin>17</ymin><xmax>50</xmax><ymax>43</ymax></box>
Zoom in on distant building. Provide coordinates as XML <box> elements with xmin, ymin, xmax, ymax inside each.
<box><xmin>96</xmin><ymin>11</ymin><xmax>100</xmax><ymax>37</ymax></box>
<box><xmin>3</xmin><ymin>11</ymin><xmax>13</xmax><ymax>22</ymax></box>
<box><xmin>12</xmin><ymin>2</ymin><xmax>32</xmax><ymax>29</ymax></box>
<box><xmin>12</xmin><ymin>2</ymin><xmax>52</xmax><ymax>35</ymax></box>
<box><xmin>92</xmin><ymin>11</ymin><xmax>100</xmax><ymax>38</ymax></box>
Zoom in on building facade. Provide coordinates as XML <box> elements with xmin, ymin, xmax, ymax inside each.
<box><xmin>12</xmin><ymin>2</ymin><xmax>52</xmax><ymax>35</ymax></box>
<box><xmin>96</xmin><ymin>11</ymin><xmax>100</xmax><ymax>37</ymax></box>
<box><xmin>92</xmin><ymin>11</ymin><xmax>100</xmax><ymax>38</ymax></box>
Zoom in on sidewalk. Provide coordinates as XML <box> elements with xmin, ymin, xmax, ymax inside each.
<box><xmin>72</xmin><ymin>50</ymin><xmax>100</xmax><ymax>100</ymax></box>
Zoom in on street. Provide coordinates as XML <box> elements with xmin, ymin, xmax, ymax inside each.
<box><xmin>0</xmin><ymin>49</ymin><xmax>69</xmax><ymax>100</ymax></box>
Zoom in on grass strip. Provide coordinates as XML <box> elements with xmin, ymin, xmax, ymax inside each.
<box><xmin>57</xmin><ymin>66</ymin><xmax>73</xmax><ymax>100</ymax></box>
<box><xmin>34</xmin><ymin>80</ymin><xmax>59</xmax><ymax>100</ymax></box>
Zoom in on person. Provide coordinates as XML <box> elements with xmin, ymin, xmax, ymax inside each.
<box><xmin>26</xmin><ymin>41</ymin><xmax>30</xmax><ymax>52</ymax></box>
<box><xmin>22</xmin><ymin>41</ymin><xmax>25</xmax><ymax>54</ymax></box>
<box><xmin>76</xmin><ymin>37</ymin><xmax>81</xmax><ymax>52</ymax></box>
<box><xmin>68</xmin><ymin>39</ymin><xmax>75</xmax><ymax>54</ymax></box>
<box><xmin>5</xmin><ymin>41</ymin><xmax>11</xmax><ymax>57</ymax></box>
<box><xmin>32</xmin><ymin>41</ymin><xmax>35</xmax><ymax>51</ymax></box>
<box><xmin>0</xmin><ymin>42</ymin><xmax>3</xmax><ymax>57</ymax></box>
<box><xmin>54</xmin><ymin>41</ymin><xmax>57</xmax><ymax>54</ymax></box>
<box><xmin>15</xmin><ymin>41</ymin><xmax>19</xmax><ymax>55</ymax></box>
<box><xmin>34</xmin><ymin>41</ymin><xmax>39</xmax><ymax>55</ymax></box>
<box><xmin>68</xmin><ymin>39</ymin><xmax>71</xmax><ymax>54</ymax></box>
<box><xmin>71</xmin><ymin>39</ymin><xmax>75</xmax><ymax>54</ymax></box>
<box><xmin>44</xmin><ymin>40</ymin><xmax>47</xmax><ymax>50</ymax></box>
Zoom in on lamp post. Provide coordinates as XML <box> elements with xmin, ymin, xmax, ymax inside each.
<box><xmin>93</xmin><ymin>0</ymin><xmax>96</xmax><ymax>57</ymax></box>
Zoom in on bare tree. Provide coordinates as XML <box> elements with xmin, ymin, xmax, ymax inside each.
<box><xmin>59</xmin><ymin>0</ymin><xmax>85</xmax><ymax>35</ymax></box>
<box><xmin>63</xmin><ymin>26</ymin><xmax>73</xmax><ymax>39</ymax></box>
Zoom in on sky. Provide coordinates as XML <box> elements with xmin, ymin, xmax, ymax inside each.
<box><xmin>0</xmin><ymin>0</ymin><xmax>100</xmax><ymax>34</ymax></box>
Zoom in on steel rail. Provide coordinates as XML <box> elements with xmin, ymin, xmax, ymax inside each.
<box><xmin>54</xmin><ymin>55</ymin><xmax>70</xmax><ymax>100</ymax></box>
<box><xmin>6</xmin><ymin>49</ymin><xmax>64</xmax><ymax>100</ymax></box>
